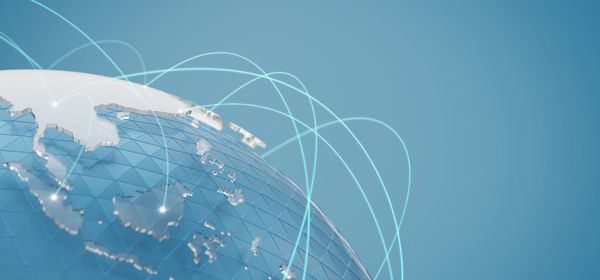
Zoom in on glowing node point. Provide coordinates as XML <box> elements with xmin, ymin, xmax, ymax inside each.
<box><xmin>52</xmin><ymin>101</ymin><xmax>58</xmax><ymax>107</ymax></box>
<box><xmin>50</xmin><ymin>193</ymin><xmax>58</xmax><ymax>201</ymax></box>
<box><xmin>159</xmin><ymin>206</ymin><xmax>167</xmax><ymax>214</ymax></box>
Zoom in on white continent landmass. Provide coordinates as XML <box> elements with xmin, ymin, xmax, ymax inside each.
<box><xmin>0</xmin><ymin>69</ymin><xmax>223</xmax><ymax>155</ymax></box>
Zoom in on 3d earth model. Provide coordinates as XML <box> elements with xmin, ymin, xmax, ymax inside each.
<box><xmin>0</xmin><ymin>70</ymin><xmax>370</xmax><ymax>279</ymax></box>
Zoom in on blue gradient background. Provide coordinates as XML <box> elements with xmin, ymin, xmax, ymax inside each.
<box><xmin>1</xmin><ymin>1</ymin><xmax>599</xmax><ymax>279</ymax></box>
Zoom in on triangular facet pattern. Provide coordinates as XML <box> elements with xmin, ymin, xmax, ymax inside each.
<box><xmin>0</xmin><ymin>104</ymin><xmax>369</xmax><ymax>279</ymax></box>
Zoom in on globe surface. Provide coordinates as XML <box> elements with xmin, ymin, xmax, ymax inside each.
<box><xmin>0</xmin><ymin>70</ymin><xmax>369</xmax><ymax>279</ymax></box>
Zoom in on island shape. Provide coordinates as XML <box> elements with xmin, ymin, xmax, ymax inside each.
<box><xmin>6</xmin><ymin>161</ymin><xmax>83</xmax><ymax>235</ymax></box>
<box><xmin>113</xmin><ymin>181</ymin><xmax>192</xmax><ymax>241</ymax></box>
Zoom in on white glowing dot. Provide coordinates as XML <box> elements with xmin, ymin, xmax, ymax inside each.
<box><xmin>159</xmin><ymin>206</ymin><xmax>167</xmax><ymax>213</ymax></box>
<box><xmin>50</xmin><ymin>194</ymin><xmax>58</xmax><ymax>201</ymax></box>
<box><xmin>52</xmin><ymin>101</ymin><xmax>59</xmax><ymax>107</ymax></box>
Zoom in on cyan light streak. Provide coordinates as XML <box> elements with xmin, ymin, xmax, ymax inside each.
<box><xmin>0</xmin><ymin>31</ymin><xmax>42</xmax><ymax>69</ymax></box>
<box><xmin>282</xmin><ymin>75</ymin><xmax>319</xmax><ymax>280</ymax></box>
<box><xmin>48</xmin><ymin>39</ymin><xmax>148</xmax><ymax>85</ymax></box>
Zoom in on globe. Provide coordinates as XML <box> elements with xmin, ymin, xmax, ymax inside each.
<box><xmin>0</xmin><ymin>70</ymin><xmax>369</xmax><ymax>279</ymax></box>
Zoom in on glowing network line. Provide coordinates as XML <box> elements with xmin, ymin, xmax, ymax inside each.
<box><xmin>48</xmin><ymin>39</ymin><xmax>148</xmax><ymax>85</ymax></box>
<box><xmin>0</xmin><ymin>32</ymin><xmax>42</xmax><ymax>69</ymax></box>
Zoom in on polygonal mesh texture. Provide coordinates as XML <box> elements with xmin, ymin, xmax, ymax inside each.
<box><xmin>0</xmin><ymin>103</ymin><xmax>369</xmax><ymax>280</ymax></box>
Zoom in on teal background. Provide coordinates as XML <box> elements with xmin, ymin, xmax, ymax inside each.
<box><xmin>1</xmin><ymin>1</ymin><xmax>599</xmax><ymax>279</ymax></box>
